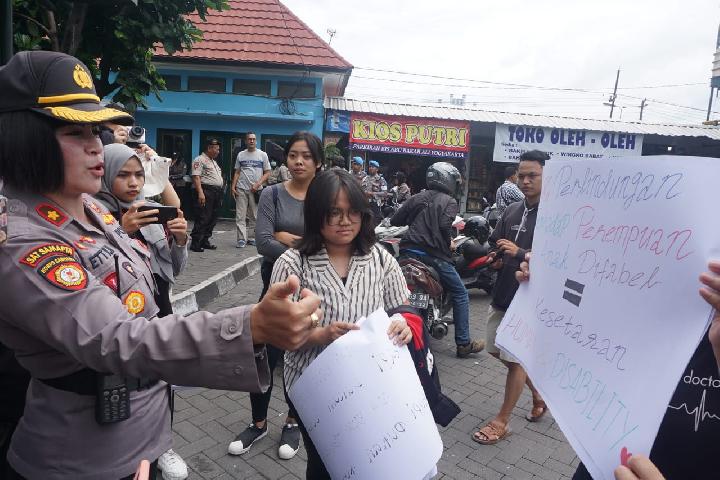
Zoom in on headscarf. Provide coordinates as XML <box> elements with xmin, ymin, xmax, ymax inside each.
<box><xmin>96</xmin><ymin>143</ymin><xmax>143</xmax><ymax>212</ymax></box>
<box><xmin>95</xmin><ymin>144</ymin><xmax>186</xmax><ymax>284</ymax></box>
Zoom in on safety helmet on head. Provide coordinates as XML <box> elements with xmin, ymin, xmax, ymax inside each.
<box><xmin>463</xmin><ymin>216</ymin><xmax>490</xmax><ymax>244</ymax></box>
<box><xmin>426</xmin><ymin>162</ymin><xmax>461</xmax><ymax>196</ymax></box>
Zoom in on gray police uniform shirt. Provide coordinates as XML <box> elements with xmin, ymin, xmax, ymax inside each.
<box><xmin>0</xmin><ymin>188</ymin><xmax>269</xmax><ymax>479</ymax></box>
<box><xmin>234</xmin><ymin>149</ymin><xmax>270</xmax><ymax>192</ymax></box>
<box><xmin>362</xmin><ymin>173</ymin><xmax>388</xmax><ymax>205</ymax></box>
<box><xmin>191</xmin><ymin>152</ymin><xmax>224</xmax><ymax>187</ymax></box>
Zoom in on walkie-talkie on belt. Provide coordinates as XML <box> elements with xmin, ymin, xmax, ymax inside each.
<box><xmin>95</xmin><ymin>255</ymin><xmax>130</xmax><ymax>424</ymax></box>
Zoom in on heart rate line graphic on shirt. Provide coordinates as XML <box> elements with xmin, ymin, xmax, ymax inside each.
<box><xmin>668</xmin><ymin>389</ymin><xmax>720</xmax><ymax>432</ymax></box>
<box><xmin>562</xmin><ymin>278</ymin><xmax>585</xmax><ymax>306</ymax></box>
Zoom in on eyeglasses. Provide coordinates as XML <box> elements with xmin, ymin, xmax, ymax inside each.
<box><xmin>517</xmin><ymin>173</ymin><xmax>541</xmax><ymax>182</ymax></box>
<box><xmin>327</xmin><ymin>208</ymin><xmax>362</xmax><ymax>225</ymax></box>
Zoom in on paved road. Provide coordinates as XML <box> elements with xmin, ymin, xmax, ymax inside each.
<box><xmin>168</xmin><ymin>266</ymin><xmax>581</xmax><ymax>480</ymax></box>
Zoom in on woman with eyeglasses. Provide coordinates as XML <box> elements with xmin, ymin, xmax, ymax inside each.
<box><xmin>228</xmin><ymin>131</ymin><xmax>323</xmax><ymax>461</ymax></box>
<box><xmin>269</xmin><ymin>169</ymin><xmax>420</xmax><ymax>479</ymax></box>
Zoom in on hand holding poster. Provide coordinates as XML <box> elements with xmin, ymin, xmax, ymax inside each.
<box><xmin>495</xmin><ymin>156</ymin><xmax>718</xmax><ymax>480</ymax></box>
<box><xmin>288</xmin><ymin>309</ymin><xmax>443</xmax><ymax>480</ymax></box>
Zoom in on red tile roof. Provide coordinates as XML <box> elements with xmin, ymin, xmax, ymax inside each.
<box><xmin>155</xmin><ymin>0</ymin><xmax>352</xmax><ymax>70</ymax></box>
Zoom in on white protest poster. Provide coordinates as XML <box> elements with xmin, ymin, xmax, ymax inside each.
<box><xmin>288</xmin><ymin>309</ymin><xmax>443</xmax><ymax>480</ymax></box>
<box><xmin>495</xmin><ymin>156</ymin><xmax>718</xmax><ymax>480</ymax></box>
<box><xmin>493</xmin><ymin>124</ymin><xmax>644</xmax><ymax>163</ymax></box>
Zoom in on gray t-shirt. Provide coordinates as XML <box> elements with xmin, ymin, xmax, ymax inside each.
<box><xmin>255</xmin><ymin>183</ymin><xmax>305</xmax><ymax>261</ymax></box>
<box><xmin>234</xmin><ymin>149</ymin><xmax>270</xmax><ymax>191</ymax></box>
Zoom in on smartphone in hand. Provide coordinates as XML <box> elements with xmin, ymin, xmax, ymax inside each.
<box><xmin>137</xmin><ymin>205</ymin><xmax>178</xmax><ymax>224</ymax></box>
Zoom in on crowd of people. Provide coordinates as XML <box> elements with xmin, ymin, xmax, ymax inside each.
<box><xmin>1</xmin><ymin>50</ymin><xmax>719</xmax><ymax>480</ymax></box>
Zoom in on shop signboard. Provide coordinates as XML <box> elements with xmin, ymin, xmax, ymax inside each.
<box><xmin>325</xmin><ymin>110</ymin><xmax>351</xmax><ymax>133</ymax></box>
<box><xmin>493</xmin><ymin>124</ymin><xmax>643</xmax><ymax>163</ymax></box>
<box><xmin>349</xmin><ymin>113</ymin><xmax>470</xmax><ymax>159</ymax></box>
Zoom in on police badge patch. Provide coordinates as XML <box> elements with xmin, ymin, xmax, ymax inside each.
<box><xmin>39</xmin><ymin>258</ymin><xmax>88</xmax><ymax>291</ymax></box>
<box><xmin>124</xmin><ymin>290</ymin><xmax>145</xmax><ymax>314</ymax></box>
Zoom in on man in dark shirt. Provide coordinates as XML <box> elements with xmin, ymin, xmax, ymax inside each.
<box><xmin>473</xmin><ymin>150</ymin><xmax>549</xmax><ymax>446</ymax></box>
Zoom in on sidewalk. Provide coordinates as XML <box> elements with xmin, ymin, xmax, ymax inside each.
<box><xmin>170</xmin><ymin>220</ymin><xmax>262</xmax><ymax>315</ymax></box>
<box><xmin>166</xmin><ymin>239</ymin><xmax>582</xmax><ymax>479</ymax></box>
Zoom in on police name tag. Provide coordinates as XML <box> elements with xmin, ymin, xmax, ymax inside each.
<box><xmin>0</xmin><ymin>196</ymin><xmax>7</xmax><ymax>246</ymax></box>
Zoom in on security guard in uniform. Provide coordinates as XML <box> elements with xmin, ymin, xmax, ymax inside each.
<box><xmin>189</xmin><ymin>138</ymin><xmax>224</xmax><ymax>252</ymax></box>
<box><xmin>0</xmin><ymin>51</ymin><xmax>321</xmax><ymax>479</ymax></box>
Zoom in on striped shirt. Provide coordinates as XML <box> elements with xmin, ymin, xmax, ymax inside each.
<box><xmin>271</xmin><ymin>245</ymin><xmax>409</xmax><ymax>390</ymax></box>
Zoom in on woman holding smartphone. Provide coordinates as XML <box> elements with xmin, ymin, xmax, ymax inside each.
<box><xmin>96</xmin><ymin>143</ymin><xmax>189</xmax><ymax>317</ymax></box>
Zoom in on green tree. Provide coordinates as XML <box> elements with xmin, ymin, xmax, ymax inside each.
<box><xmin>12</xmin><ymin>0</ymin><xmax>228</xmax><ymax>110</ymax></box>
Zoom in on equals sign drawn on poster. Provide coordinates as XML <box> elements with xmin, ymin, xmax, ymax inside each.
<box><xmin>563</xmin><ymin>279</ymin><xmax>585</xmax><ymax>307</ymax></box>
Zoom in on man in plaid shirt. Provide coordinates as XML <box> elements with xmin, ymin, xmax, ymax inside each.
<box><xmin>495</xmin><ymin>165</ymin><xmax>524</xmax><ymax>217</ymax></box>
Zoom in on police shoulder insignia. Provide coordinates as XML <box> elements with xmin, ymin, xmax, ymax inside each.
<box><xmin>35</xmin><ymin>203</ymin><xmax>68</xmax><ymax>227</ymax></box>
<box><xmin>20</xmin><ymin>243</ymin><xmax>76</xmax><ymax>267</ymax></box>
<box><xmin>87</xmin><ymin>202</ymin><xmax>103</xmax><ymax>214</ymax></box>
<box><xmin>124</xmin><ymin>290</ymin><xmax>145</xmax><ymax>314</ymax></box>
<box><xmin>102</xmin><ymin>213</ymin><xmax>116</xmax><ymax>225</ymax></box>
<box><xmin>39</xmin><ymin>258</ymin><xmax>88</xmax><ymax>291</ymax></box>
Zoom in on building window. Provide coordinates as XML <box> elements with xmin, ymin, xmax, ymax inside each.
<box><xmin>233</xmin><ymin>79</ymin><xmax>271</xmax><ymax>96</ymax></box>
<box><xmin>277</xmin><ymin>81</ymin><xmax>316</xmax><ymax>99</ymax></box>
<box><xmin>161</xmin><ymin>74</ymin><xmax>181</xmax><ymax>91</ymax></box>
<box><xmin>187</xmin><ymin>76</ymin><xmax>226</xmax><ymax>93</ymax></box>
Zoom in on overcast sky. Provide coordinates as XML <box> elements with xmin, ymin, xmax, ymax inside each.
<box><xmin>283</xmin><ymin>0</ymin><xmax>720</xmax><ymax>125</ymax></box>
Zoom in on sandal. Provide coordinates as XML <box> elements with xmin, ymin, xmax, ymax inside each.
<box><xmin>525</xmin><ymin>401</ymin><xmax>548</xmax><ymax>422</ymax></box>
<box><xmin>471</xmin><ymin>422</ymin><xmax>511</xmax><ymax>445</ymax></box>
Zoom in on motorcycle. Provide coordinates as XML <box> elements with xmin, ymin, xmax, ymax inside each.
<box><xmin>376</xmin><ymin>214</ymin><xmax>495</xmax><ymax>340</ymax></box>
<box><xmin>451</xmin><ymin>233</ymin><xmax>496</xmax><ymax>295</ymax></box>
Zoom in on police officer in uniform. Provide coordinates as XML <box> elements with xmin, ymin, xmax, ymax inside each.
<box><xmin>0</xmin><ymin>51</ymin><xmax>322</xmax><ymax>480</ymax></box>
<box><xmin>361</xmin><ymin>159</ymin><xmax>388</xmax><ymax>225</ymax></box>
<box><xmin>350</xmin><ymin>156</ymin><xmax>366</xmax><ymax>182</ymax></box>
<box><xmin>189</xmin><ymin>138</ymin><xmax>224</xmax><ymax>252</ymax></box>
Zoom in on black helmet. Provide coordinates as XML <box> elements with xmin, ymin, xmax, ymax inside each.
<box><xmin>463</xmin><ymin>216</ymin><xmax>490</xmax><ymax>243</ymax></box>
<box><xmin>426</xmin><ymin>162</ymin><xmax>461</xmax><ymax>196</ymax></box>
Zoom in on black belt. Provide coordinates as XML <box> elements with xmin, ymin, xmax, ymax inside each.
<box><xmin>38</xmin><ymin>368</ymin><xmax>158</xmax><ymax>396</ymax></box>
<box><xmin>202</xmin><ymin>184</ymin><xmax>223</xmax><ymax>191</ymax></box>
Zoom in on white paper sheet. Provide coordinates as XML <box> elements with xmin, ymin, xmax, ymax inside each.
<box><xmin>495</xmin><ymin>156</ymin><xmax>719</xmax><ymax>480</ymax></box>
<box><xmin>288</xmin><ymin>309</ymin><xmax>443</xmax><ymax>480</ymax></box>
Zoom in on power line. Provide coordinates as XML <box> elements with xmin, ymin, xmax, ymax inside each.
<box><xmin>352</xmin><ymin>66</ymin><xmax>716</xmax><ymax>118</ymax></box>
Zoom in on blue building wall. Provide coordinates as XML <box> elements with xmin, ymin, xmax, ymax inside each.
<box><xmin>125</xmin><ymin>66</ymin><xmax>327</xmax><ymax>217</ymax></box>
<box><xmin>134</xmin><ymin>69</ymin><xmax>324</xmax><ymax>154</ymax></box>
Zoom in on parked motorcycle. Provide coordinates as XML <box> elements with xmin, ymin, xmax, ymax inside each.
<box><xmin>452</xmin><ymin>216</ymin><xmax>496</xmax><ymax>295</ymax></box>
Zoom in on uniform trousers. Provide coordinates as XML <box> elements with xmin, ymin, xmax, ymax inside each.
<box><xmin>190</xmin><ymin>185</ymin><xmax>222</xmax><ymax>247</ymax></box>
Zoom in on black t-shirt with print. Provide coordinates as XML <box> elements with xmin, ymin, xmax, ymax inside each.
<box><xmin>574</xmin><ymin>333</ymin><xmax>720</xmax><ymax>479</ymax></box>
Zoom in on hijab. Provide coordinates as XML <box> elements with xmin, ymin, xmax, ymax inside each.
<box><xmin>96</xmin><ymin>143</ymin><xmax>143</xmax><ymax>212</ymax></box>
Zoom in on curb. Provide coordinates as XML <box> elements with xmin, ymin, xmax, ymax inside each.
<box><xmin>171</xmin><ymin>254</ymin><xmax>262</xmax><ymax>316</ymax></box>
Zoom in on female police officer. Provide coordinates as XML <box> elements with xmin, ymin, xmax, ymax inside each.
<box><xmin>0</xmin><ymin>51</ymin><xmax>322</xmax><ymax>479</ymax></box>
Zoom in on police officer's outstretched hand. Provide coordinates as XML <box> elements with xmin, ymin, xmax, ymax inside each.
<box><xmin>122</xmin><ymin>201</ymin><xmax>158</xmax><ymax>234</ymax></box>
<box><xmin>250</xmin><ymin>275</ymin><xmax>322</xmax><ymax>351</ymax></box>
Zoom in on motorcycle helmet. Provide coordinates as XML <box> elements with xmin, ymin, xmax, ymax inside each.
<box><xmin>426</xmin><ymin>162</ymin><xmax>461</xmax><ymax>196</ymax></box>
<box><xmin>463</xmin><ymin>216</ymin><xmax>490</xmax><ymax>244</ymax></box>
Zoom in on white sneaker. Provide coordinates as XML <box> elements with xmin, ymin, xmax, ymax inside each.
<box><xmin>158</xmin><ymin>449</ymin><xmax>189</xmax><ymax>480</ymax></box>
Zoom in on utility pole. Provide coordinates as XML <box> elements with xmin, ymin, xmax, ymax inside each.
<box><xmin>0</xmin><ymin>0</ymin><xmax>12</xmax><ymax>65</ymax></box>
<box><xmin>639</xmin><ymin>98</ymin><xmax>647</xmax><ymax>121</ymax></box>
<box><xmin>326</xmin><ymin>28</ymin><xmax>337</xmax><ymax>45</ymax></box>
<box><xmin>609</xmin><ymin>69</ymin><xmax>620</xmax><ymax>119</ymax></box>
